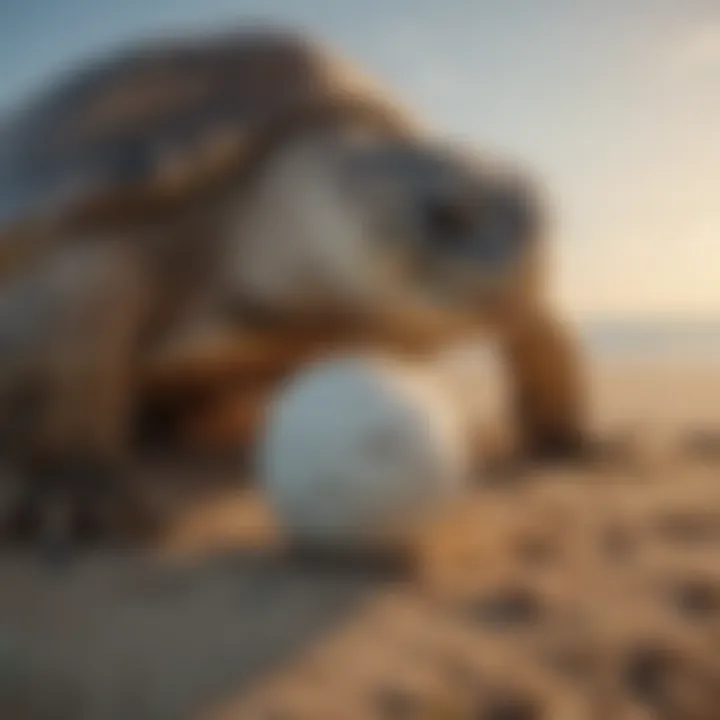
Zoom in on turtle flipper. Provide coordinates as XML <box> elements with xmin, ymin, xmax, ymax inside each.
<box><xmin>501</xmin><ymin>310</ymin><xmax>589</xmax><ymax>463</ymax></box>
<box><xmin>5</xmin><ymin>458</ymin><xmax>161</xmax><ymax>560</ymax></box>
<box><xmin>0</xmin><ymin>239</ymin><xmax>155</xmax><ymax>557</ymax></box>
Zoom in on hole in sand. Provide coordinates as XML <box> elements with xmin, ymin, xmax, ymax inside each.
<box><xmin>468</xmin><ymin>586</ymin><xmax>544</xmax><ymax>629</ymax></box>
<box><xmin>671</xmin><ymin>579</ymin><xmax>720</xmax><ymax>621</ymax></box>
<box><xmin>623</xmin><ymin>643</ymin><xmax>675</xmax><ymax>707</ymax></box>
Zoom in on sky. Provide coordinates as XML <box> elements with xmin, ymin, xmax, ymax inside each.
<box><xmin>0</xmin><ymin>0</ymin><xmax>718</xmax><ymax>321</ymax></box>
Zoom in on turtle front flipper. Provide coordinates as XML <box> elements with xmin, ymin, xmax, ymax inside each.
<box><xmin>5</xmin><ymin>457</ymin><xmax>159</xmax><ymax>559</ymax></box>
<box><xmin>0</xmin><ymin>239</ymin><xmax>159</xmax><ymax>556</ymax></box>
<box><xmin>500</xmin><ymin>309</ymin><xmax>589</xmax><ymax>462</ymax></box>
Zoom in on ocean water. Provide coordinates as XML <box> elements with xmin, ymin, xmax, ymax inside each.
<box><xmin>581</xmin><ymin>321</ymin><xmax>720</xmax><ymax>361</ymax></box>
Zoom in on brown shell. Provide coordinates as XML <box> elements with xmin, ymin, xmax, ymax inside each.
<box><xmin>0</xmin><ymin>26</ymin><xmax>418</xmax><ymax>236</ymax></box>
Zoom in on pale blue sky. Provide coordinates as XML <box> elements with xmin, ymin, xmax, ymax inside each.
<box><xmin>1</xmin><ymin>0</ymin><xmax>718</xmax><ymax>320</ymax></box>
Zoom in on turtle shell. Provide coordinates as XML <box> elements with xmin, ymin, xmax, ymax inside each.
<box><xmin>0</xmin><ymin>26</ymin><xmax>417</xmax><ymax>241</ymax></box>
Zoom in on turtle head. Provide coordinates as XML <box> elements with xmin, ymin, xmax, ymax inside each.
<box><xmin>221</xmin><ymin>128</ymin><xmax>544</xmax><ymax>328</ymax></box>
<box><xmin>338</xmin><ymin>138</ymin><xmax>545</xmax><ymax>318</ymax></box>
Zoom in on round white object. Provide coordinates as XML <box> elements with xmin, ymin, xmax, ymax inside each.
<box><xmin>258</xmin><ymin>354</ymin><xmax>470</xmax><ymax>550</ymax></box>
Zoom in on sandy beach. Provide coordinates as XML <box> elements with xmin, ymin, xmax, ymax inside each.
<box><xmin>0</xmin><ymin>357</ymin><xmax>719</xmax><ymax>720</ymax></box>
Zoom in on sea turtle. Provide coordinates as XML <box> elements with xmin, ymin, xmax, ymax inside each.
<box><xmin>0</xmin><ymin>26</ymin><xmax>587</xmax><ymax>547</ymax></box>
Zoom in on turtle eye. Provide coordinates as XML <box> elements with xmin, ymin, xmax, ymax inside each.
<box><xmin>422</xmin><ymin>196</ymin><xmax>475</xmax><ymax>243</ymax></box>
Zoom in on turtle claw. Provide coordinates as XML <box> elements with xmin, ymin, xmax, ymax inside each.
<box><xmin>2</xmin><ymin>460</ymin><xmax>161</xmax><ymax>559</ymax></box>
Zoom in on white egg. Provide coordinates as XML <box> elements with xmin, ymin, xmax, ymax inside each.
<box><xmin>258</xmin><ymin>354</ymin><xmax>471</xmax><ymax>550</ymax></box>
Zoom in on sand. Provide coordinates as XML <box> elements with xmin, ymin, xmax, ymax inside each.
<box><xmin>0</xmin><ymin>358</ymin><xmax>719</xmax><ymax>720</ymax></box>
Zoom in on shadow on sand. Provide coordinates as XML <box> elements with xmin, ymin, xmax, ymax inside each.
<box><xmin>0</xmin><ymin>491</ymin><xmax>395</xmax><ymax>720</ymax></box>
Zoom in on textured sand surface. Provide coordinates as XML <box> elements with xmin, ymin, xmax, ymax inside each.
<box><xmin>0</xmin><ymin>360</ymin><xmax>719</xmax><ymax>720</ymax></box>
